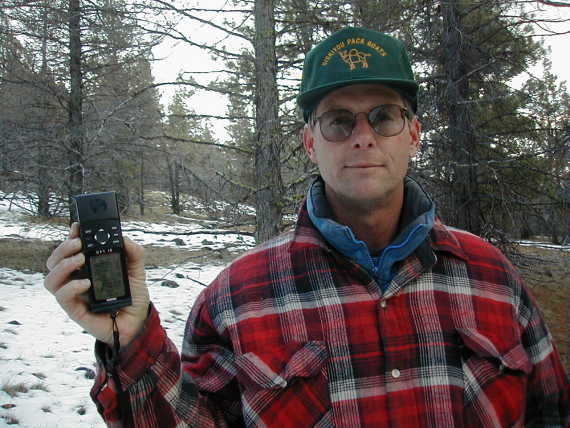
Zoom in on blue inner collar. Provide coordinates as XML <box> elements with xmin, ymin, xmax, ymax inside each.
<box><xmin>307</xmin><ymin>176</ymin><xmax>435</xmax><ymax>289</ymax></box>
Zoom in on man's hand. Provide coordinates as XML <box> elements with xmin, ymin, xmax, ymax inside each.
<box><xmin>44</xmin><ymin>223</ymin><xmax>150</xmax><ymax>347</ymax></box>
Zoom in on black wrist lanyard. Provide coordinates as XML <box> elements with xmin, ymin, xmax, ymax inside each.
<box><xmin>109</xmin><ymin>312</ymin><xmax>133</xmax><ymax>427</ymax></box>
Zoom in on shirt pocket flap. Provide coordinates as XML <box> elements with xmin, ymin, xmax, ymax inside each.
<box><xmin>457</xmin><ymin>328</ymin><xmax>532</xmax><ymax>374</ymax></box>
<box><xmin>235</xmin><ymin>341</ymin><xmax>328</xmax><ymax>389</ymax></box>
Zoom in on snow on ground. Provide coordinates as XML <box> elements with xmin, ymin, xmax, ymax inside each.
<box><xmin>0</xmin><ymin>264</ymin><xmax>223</xmax><ymax>427</ymax></box>
<box><xmin>0</xmin><ymin>195</ymin><xmax>252</xmax><ymax>427</ymax></box>
<box><xmin>0</xmin><ymin>192</ymin><xmax>256</xmax><ymax>252</ymax></box>
<box><xmin>518</xmin><ymin>240</ymin><xmax>570</xmax><ymax>251</ymax></box>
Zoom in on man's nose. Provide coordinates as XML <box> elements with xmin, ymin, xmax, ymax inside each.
<box><xmin>350</xmin><ymin>113</ymin><xmax>377</xmax><ymax>149</ymax></box>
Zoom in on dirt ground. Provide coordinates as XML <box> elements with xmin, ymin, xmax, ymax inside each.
<box><xmin>514</xmin><ymin>245</ymin><xmax>569</xmax><ymax>374</ymax></box>
<box><xmin>1</xmin><ymin>238</ymin><xmax>568</xmax><ymax>374</ymax></box>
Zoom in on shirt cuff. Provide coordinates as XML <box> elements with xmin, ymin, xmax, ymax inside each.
<box><xmin>95</xmin><ymin>302</ymin><xmax>166</xmax><ymax>388</ymax></box>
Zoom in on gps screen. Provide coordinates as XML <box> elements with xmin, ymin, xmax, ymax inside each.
<box><xmin>90</xmin><ymin>253</ymin><xmax>125</xmax><ymax>301</ymax></box>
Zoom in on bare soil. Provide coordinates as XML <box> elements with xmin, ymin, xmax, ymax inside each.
<box><xmin>0</xmin><ymin>238</ymin><xmax>568</xmax><ymax>373</ymax></box>
<box><xmin>514</xmin><ymin>245</ymin><xmax>569</xmax><ymax>373</ymax></box>
<box><xmin>0</xmin><ymin>238</ymin><xmax>237</xmax><ymax>274</ymax></box>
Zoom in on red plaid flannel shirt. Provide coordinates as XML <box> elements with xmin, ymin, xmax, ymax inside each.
<box><xmin>92</xmin><ymin>203</ymin><xmax>570</xmax><ymax>427</ymax></box>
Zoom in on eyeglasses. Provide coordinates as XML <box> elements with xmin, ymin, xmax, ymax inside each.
<box><xmin>313</xmin><ymin>104</ymin><xmax>410</xmax><ymax>142</ymax></box>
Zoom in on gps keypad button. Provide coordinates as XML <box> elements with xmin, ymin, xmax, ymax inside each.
<box><xmin>94</xmin><ymin>228</ymin><xmax>110</xmax><ymax>245</ymax></box>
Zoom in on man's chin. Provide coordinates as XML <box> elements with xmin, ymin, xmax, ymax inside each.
<box><xmin>334</xmin><ymin>187</ymin><xmax>397</xmax><ymax>213</ymax></box>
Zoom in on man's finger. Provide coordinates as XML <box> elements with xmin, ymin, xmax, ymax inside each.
<box><xmin>69</xmin><ymin>222</ymin><xmax>79</xmax><ymax>239</ymax></box>
<box><xmin>46</xmin><ymin>237</ymin><xmax>82</xmax><ymax>272</ymax></box>
<box><xmin>54</xmin><ymin>278</ymin><xmax>91</xmax><ymax>308</ymax></box>
<box><xmin>124</xmin><ymin>236</ymin><xmax>144</xmax><ymax>263</ymax></box>
<box><xmin>44</xmin><ymin>252</ymin><xmax>85</xmax><ymax>295</ymax></box>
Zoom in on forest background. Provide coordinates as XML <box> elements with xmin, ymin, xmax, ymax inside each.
<box><xmin>0</xmin><ymin>0</ymin><xmax>569</xmax><ymax>246</ymax></box>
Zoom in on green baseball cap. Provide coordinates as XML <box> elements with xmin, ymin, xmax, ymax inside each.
<box><xmin>298</xmin><ymin>27</ymin><xmax>418</xmax><ymax>122</ymax></box>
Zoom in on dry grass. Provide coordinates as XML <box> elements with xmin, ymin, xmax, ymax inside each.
<box><xmin>0</xmin><ymin>238</ymin><xmax>235</xmax><ymax>274</ymax></box>
<box><xmin>0</xmin><ymin>239</ymin><xmax>56</xmax><ymax>273</ymax></box>
<box><xmin>0</xmin><ymin>415</ymin><xmax>19</xmax><ymax>425</ymax></box>
<box><xmin>514</xmin><ymin>245</ymin><xmax>570</xmax><ymax>373</ymax></box>
<box><xmin>1</xmin><ymin>379</ymin><xmax>49</xmax><ymax>403</ymax></box>
<box><xmin>1</xmin><ymin>380</ymin><xmax>29</xmax><ymax>398</ymax></box>
<box><xmin>30</xmin><ymin>383</ymin><xmax>49</xmax><ymax>392</ymax></box>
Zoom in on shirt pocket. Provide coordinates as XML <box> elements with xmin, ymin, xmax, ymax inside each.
<box><xmin>457</xmin><ymin>328</ymin><xmax>532</xmax><ymax>427</ymax></box>
<box><xmin>235</xmin><ymin>341</ymin><xmax>331</xmax><ymax>427</ymax></box>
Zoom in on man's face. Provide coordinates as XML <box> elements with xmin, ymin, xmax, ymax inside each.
<box><xmin>303</xmin><ymin>84</ymin><xmax>421</xmax><ymax>214</ymax></box>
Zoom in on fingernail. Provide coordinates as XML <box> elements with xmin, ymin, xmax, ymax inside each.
<box><xmin>69</xmin><ymin>222</ymin><xmax>79</xmax><ymax>237</ymax></box>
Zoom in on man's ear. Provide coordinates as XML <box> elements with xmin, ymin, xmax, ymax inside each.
<box><xmin>303</xmin><ymin>125</ymin><xmax>318</xmax><ymax>164</ymax></box>
<box><xmin>408</xmin><ymin>117</ymin><xmax>421</xmax><ymax>158</ymax></box>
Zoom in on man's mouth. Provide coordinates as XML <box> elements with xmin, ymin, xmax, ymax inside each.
<box><xmin>345</xmin><ymin>163</ymin><xmax>384</xmax><ymax>168</ymax></box>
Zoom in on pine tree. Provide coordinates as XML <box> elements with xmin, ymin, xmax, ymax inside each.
<box><xmin>0</xmin><ymin>0</ymin><xmax>166</xmax><ymax>215</ymax></box>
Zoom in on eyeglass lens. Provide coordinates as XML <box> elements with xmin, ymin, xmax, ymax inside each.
<box><xmin>318</xmin><ymin>104</ymin><xmax>407</xmax><ymax>142</ymax></box>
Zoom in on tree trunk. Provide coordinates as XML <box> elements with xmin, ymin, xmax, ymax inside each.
<box><xmin>253</xmin><ymin>0</ymin><xmax>283</xmax><ymax>243</ymax></box>
<box><xmin>68</xmin><ymin>0</ymin><xmax>84</xmax><ymax>198</ymax></box>
<box><xmin>37</xmin><ymin>0</ymin><xmax>50</xmax><ymax>217</ymax></box>
<box><xmin>168</xmin><ymin>157</ymin><xmax>181</xmax><ymax>215</ymax></box>
<box><xmin>291</xmin><ymin>0</ymin><xmax>313</xmax><ymax>53</ymax></box>
<box><xmin>139</xmin><ymin>150</ymin><xmax>145</xmax><ymax>216</ymax></box>
<box><xmin>440</xmin><ymin>0</ymin><xmax>482</xmax><ymax>235</ymax></box>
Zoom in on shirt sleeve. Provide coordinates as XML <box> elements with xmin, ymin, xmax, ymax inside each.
<box><xmin>516</xmin><ymin>280</ymin><xmax>570</xmax><ymax>426</ymax></box>
<box><xmin>90</xmin><ymin>297</ymin><xmax>244</xmax><ymax>427</ymax></box>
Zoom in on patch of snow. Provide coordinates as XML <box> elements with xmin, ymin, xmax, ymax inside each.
<box><xmin>517</xmin><ymin>240</ymin><xmax>570</xmax><ymax>252</ymax></box>
<box><xmin>0</xmin><ymin>263</ymin><xmax>223</xmax><ymax>427</ymax></box>
<box><xmin>0</xmin><ymin>193</ymin><xmax>242</xmax><ymax>427</ymax></box>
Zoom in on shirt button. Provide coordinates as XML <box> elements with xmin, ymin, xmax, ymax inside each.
<box><xmin>391</xmin><ymin>368</ymin><xmax>401</xmax><ymax>378</ymax></box>
<box><xmin>380</xmin><ymin>300</ymin><xmax>387</xmax><ymax>309</ymax></box>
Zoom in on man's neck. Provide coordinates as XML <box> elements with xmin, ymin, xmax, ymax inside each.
<box><xmin>327</xmin><ymin>188</ymin><xmax>404</xmax><ymax>253</ymax></box>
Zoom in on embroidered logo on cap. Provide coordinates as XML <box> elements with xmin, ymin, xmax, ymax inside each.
<box><xmin>320</xmin><ymin>37</ymin><xmax>388</xmax><ymax>67</ymax></box>
<box><xmin>339</xmin><ymin>49</ymin><xmax>371</xmax><ymax>70</ymax></box>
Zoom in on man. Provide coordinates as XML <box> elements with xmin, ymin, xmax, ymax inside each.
<box><xmin>45</xmin><ymin>27</ymin><xmax>569</xmax><ymax>427</ymax></box>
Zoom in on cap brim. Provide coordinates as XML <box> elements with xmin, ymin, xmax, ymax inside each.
<box><xmin>298</xmin><ymin>78</ymin><xmax>418</xmax><ymax>122</ymax></box>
